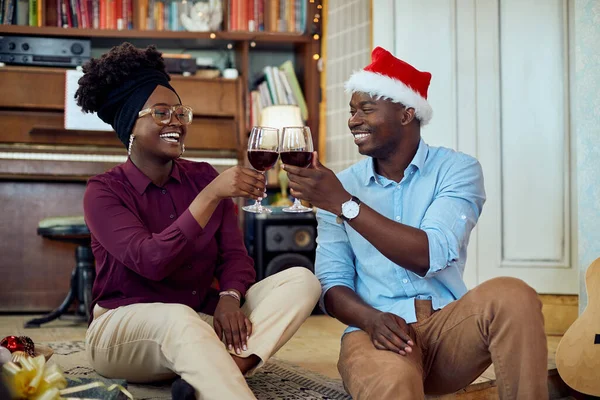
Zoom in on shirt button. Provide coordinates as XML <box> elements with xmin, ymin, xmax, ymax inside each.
<box><xmin>161</xmin><ymin>189</ymin><xmax>167</xmax><ymax>194</ymax></box>
<box><xmin>169</xmin><ymin>214</ymin><xmax>175</xmax><ymax>219</ymax></box>
<box><xmin>192</xmin><ymin>291</ymin><xmax>197</xmax><ymax>295</ymax></box>
<box><xmin>186</xmin><ymin>265</ymin><xmax>192</xmax><ymax>269</ymax></box>
<box><xmin>461</xmin><ymin>215</ymin><xmax>467</xmax><ymax>220</ymax></box>
<box><xmin>395</xmin><ymin>216</ymin><xmax>401</xmax><ymax>221</ymax></box>
<box><xmin>403</xmin><ymin>279</ymin><xmax>409</xmax><ymax>284</ymax></box>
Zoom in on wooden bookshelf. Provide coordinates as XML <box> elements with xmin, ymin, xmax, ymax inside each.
<box><xmin>0</xmin><ymin>25</ymin><xmax>312</xmax><ymax>43</ymax></box>
<box><xmin>0</xmin><ymin>2</ymin><xmax>322</xmax><ymax>150</ymax></box>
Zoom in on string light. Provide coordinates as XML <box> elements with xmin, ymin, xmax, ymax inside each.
<box><xmin>227</xmin><ymin>43</ymin><xmax>233</xmax><ymax>49</ymax></box>
<box><xmin>209</xmin><ymin>33</ymin><xmax>216</xmax><ymax>39</ymax></box>
<box><xmin>311</xmin><ymin>3</ymin><xmax>322</xmax><ymax>63</ymax></box>
<box><xmin>250</xmin><ymin>41</ymin><xmax>256</xmax><ymax>47</ymax></box>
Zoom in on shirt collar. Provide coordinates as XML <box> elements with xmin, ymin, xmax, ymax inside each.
<box><xmin>363</xmin><ymin>139</ymin><xmax>429</xmax><ymax>186</ymax></box>
<box><xmin>411</xmin><ymin>139</ymin><xmax>429</xmax><ymax>171</ymax></box>
<box><xmin>123</xmin><ymin>158</ymin><xmax>182</xmax><ymax>195</ymax></box>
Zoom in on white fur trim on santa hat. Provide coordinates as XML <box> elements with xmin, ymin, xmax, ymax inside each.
<box><xmin>345</xmin><ymin>70</ymin><xmax>433</xmax><ymax>125</ymax></box>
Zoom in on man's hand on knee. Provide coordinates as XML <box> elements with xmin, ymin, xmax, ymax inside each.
<box><xmin>365</xmin><ymin>312</ymin><xmax>414</xmax><ymax>356</ymax></box>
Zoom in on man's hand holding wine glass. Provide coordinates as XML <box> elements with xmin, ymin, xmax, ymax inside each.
<box><xmin>282</xmin><ymin>152</ymin><xmax>351</xmax><ymax>216</ymax></box>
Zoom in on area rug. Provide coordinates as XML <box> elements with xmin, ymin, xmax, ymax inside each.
<box><xmin>43</xmin><ymin>341</ymin><xmax>351</xmax><ymax>400</ymax></box>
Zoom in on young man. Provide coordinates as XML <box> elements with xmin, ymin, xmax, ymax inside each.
<box><xmin>283</xmin><ymin>47</ymin><xmax>548</xmax><ymax>400</ymax></box>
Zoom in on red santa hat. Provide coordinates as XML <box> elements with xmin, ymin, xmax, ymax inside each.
<box><xmin>344</xmin><ymin>47</ymin><xmax>433</xmax><ymax>125</ymax></box>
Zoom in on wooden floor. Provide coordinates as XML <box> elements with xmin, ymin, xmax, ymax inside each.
<box><xmin>0</xmin><ymin>313</ymin><xmax>573</xmax><ymax>399</ymax></box>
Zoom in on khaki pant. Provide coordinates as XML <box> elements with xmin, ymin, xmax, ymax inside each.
<box><xmin>338</xmin><ymin>277</ymin><xmax>548</xmax><ymax>400</ymax></box>
<box><xmin>85</xmin><ymin>267</ymin><xmax>321</xmax><ymax>400</ymax></box>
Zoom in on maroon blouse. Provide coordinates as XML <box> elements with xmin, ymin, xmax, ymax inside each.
<box><xmin>83</xmin><ymin>158</ymin><xmax>255</xmax><ymax>315</ymax></box>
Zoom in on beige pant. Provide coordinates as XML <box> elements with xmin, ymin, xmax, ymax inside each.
<box><xmin>85</xmin><ymin>267</ymin><xmax>321</xmax><ymax>400</ymax></box>
<box><xmin>338</xmin><ymin>277</ymin><xmax>548</xmax><ymax>400</ymax></box>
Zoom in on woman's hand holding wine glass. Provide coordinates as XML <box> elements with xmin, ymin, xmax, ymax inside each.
<box><xmin>205</xmin><ymin>166</ymin><xmax>266</xmax><ymax>201</ymax></box>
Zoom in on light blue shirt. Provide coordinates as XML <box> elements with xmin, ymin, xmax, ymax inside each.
<box><xmin>315</xmin><ymin>139</ymin><xmax>486</xmax><ymax>335</ymax></box>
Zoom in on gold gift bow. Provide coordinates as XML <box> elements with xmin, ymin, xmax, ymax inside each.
<box><xmin>2</xmin><ymin>354</ymin><xmax>133</xmax><ymax>400</ymax></box>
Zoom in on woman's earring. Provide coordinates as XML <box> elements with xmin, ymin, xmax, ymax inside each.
<box><xmin>128</xmin><ymin>135</ymin><xmax>135</xmax><ymax>156</ymax></box>
<box><xmin>180</xmin><ymin>143</ymin><xmax>185</xmax><ymax>157</ymax></box>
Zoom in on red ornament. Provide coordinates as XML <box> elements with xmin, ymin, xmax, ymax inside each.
<box><xmin>0</xmin><ymin>336</ymin><xmax>34</xmax><ymax>356</ymax></box>
<box><xmin>0</xmin><ymin>336</ymin><xmax>24</xmax><ymax>353</ymax></box>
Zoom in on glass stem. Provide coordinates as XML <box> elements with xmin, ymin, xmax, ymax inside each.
<box><xmin>256</xmin><ymin>171</ymin><xmax>266</xmax><ymax>210</ymax></box>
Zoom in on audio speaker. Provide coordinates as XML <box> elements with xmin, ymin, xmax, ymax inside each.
<box><xmin>245</xmin><ymin>211</ymin><xmax>321</xmax><ymax>313</ymax></box>
<box><xmin>245</xmin><ymin>211</ymin><xmax>317</xmax><ymax>280</ymax></box>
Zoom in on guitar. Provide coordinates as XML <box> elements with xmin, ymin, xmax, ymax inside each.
<box><xmin>556</xmin><ymin>257</ymin><xmax>600</xmax><ymax>396</ymax></box>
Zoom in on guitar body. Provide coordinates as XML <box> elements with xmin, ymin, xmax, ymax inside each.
<box><xmin>556</xmin><ymin>257</ymin><xmax>600</xmax><ymax>395</ymax></box>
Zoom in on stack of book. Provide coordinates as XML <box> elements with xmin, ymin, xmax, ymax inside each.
<box><xmin>249</xmin><ymin>60</ymin><xmax>308</xmax><ymax>127</ymax></box>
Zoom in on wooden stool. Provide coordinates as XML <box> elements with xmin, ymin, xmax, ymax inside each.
<box><xmin>24</xmin><ymin>216</ymin><xmax>95</xmax><ymax>328</ymax></box>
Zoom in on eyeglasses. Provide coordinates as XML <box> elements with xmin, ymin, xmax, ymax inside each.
<box><xmin>138</xmin><ymin>104</ymin><xmax>193</xmax><ymax>126</ymax></box>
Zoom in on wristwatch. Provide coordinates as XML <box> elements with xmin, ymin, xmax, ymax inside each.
<box><xmin>336</xmin><ymin>196</ymin><xmax>361</xmax><ymax>224</ymax></box>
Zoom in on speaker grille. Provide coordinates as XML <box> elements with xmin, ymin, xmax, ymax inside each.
<box><xmin>264</xmin><ymin>254</ymin><xmax>314</xmax><ymax>278</ymax></box>
<box><xmin>265</xmin><ymin>225</ymin><xmax>316</xmax><ymax>252</ymax></box>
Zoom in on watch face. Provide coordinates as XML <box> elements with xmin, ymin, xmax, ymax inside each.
<box><xmin>342</xmin><ymin>201</ymin><xmax>360</xmax><ymax>219</ymax></box>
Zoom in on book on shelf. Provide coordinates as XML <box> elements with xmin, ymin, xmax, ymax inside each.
<box><xmin>225</xmin><ymin>0</ymin><xmax>306</xmax><ymax>33</ymax></box>
<box><xmin>0</xmin><ymin>0</ymin><xmax>41</xmax><ymax>26</ymax></box>
<box><xmin>249</xmin><ymin>59</ymin><xmax>308</xmax><ymax>128</ymax></box>
<box><xmin>0</xmin><ymin>0</ymin><xmax>308</xmax><ymax>33</ymax></box>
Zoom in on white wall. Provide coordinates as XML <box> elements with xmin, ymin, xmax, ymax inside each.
<box><xmin>574</xmin><ymin>0</ymin><xmax>600</xmax><ymax>312</ymax></box>
<box><xmin>372</xmin><ymin>0</ymin><xmax>577</xmax><ymax>293</ymax></box>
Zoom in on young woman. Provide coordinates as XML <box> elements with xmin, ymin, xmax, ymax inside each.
<box><xmin>77</xmin><ymin>43</ymin><xmax>320</xmax><ymax>400</ymax></box>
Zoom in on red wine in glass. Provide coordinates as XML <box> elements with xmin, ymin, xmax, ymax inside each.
<box><xmin>248</xmin><ymin>150</ymin><xmax>279</xmax><ymax>171</ymax></box>
<box><xmin>242</xmin><ymin>126</ymin><xmax>280</xmax><ymax>214</ymax></box>
<box><xmin>280</xmin><ymin>151</ymin><xmax>313</xmax><ymax>168</ymax></box>
<box><xmin>280</xmin><ymin>126</ymin><xmax>314</xmax><ymax>213</ymax></box>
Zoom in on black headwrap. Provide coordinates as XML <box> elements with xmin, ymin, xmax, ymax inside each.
<box><xmin>97</xmin><ymin>68</ymin><xmax>181</xmax><ymax>148</ymax></box>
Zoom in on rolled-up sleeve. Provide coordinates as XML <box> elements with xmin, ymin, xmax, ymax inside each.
<box><xmin>420</xmin><ymin>156</ymin><xmax>486</xmax><ymax>278</ymax></box>
<box><xmin>315</xmin><ymin>208</ymin><xmax>357</xmax><ymax>315</ymax></box>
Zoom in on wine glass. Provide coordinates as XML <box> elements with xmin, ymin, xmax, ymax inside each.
<box><xmin>242</xmin><ymin>126</ymin><xmax>280</xmax><ymax>214</ymax></box>
<box><xmin>280</xmin><ymin>126</ymin><xmax>314</xmax><ymax>213</ymax></box>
